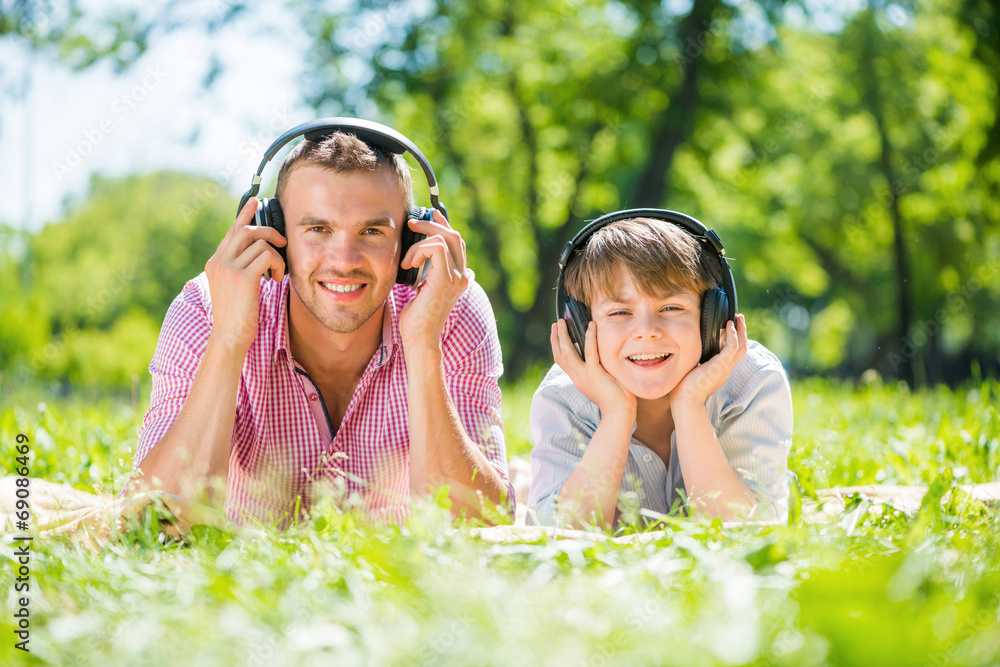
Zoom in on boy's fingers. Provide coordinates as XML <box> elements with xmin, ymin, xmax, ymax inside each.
<box><xmin>550</xmin><ymin>322</ymin><xmax>563</xmax><ymax>364</ymax></box>
<box><xmin>584</xmin><ymin>321</ymin><xmax>599</xmax><ymax>366</ymax></box>
<box><xmin>557</xmin><ymin>319</ymin><xmax>586</xmax><ymax>367</ymax></box>
<box><xmin>737</xmin><ymin>314</ymin><xmax>748</xmax><ymax>349</ymax></box>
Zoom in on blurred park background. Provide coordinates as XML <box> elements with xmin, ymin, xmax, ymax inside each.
<box><xmin>1</xmin><ymin>0</ymin><xmax>998</xmax><ymax>396</ymax></box>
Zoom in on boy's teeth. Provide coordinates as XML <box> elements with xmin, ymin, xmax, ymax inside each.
<box><xmin>322</xmin><ymin>282</ymin><xmax>363</xmax><ymax>293</ymax></box>
<box><xmin>629</xmin><ymin>353</ymin><xmax>668</xmax><ymax>361</ymax></box>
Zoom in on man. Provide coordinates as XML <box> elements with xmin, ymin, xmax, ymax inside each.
<box><xmin>125</xmin><ymin>130</ymin><xmax>513</xmax><ymax>527</ymax></box>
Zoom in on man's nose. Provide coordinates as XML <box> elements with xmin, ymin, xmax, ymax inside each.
<box><xmin>326</xmin><ymin>232</ymin><xmax>364</xmax><ymax>269</ymax></box>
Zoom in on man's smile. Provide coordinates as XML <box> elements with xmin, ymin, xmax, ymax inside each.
<box><xmin>320</xmin><ymin>281</ymin><xmax>366</xmax><ymax>294</ymax></box>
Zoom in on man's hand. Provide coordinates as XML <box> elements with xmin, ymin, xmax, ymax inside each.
<box><xmin>551</xmin><ymin>318</ymin><xmax>636</xmax><ymax>416</ymax></box>
<box><xmin>204</xmin><ymin>199</ymin><xmax>286</xmax><ymax>354</ymax></box>
<box><xmin>398</xmin><ymin>209</ymin><xmax>469</xmax><ymax>350</ymax></box>
<box><xmin>670</xmin><ymin>314</ymin><xmax>748</xmax><ymax>406</ymax></box>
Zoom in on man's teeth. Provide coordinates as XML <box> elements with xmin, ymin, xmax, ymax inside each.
<box><xmin>322</xmin><ymin>282</ymin><xmax>364</xmax><ymax>293</ymax></box>
<box><xmin>628</xmin><ymin>353</ymin><xmax>669</xmax><ymax>361</ymax></box>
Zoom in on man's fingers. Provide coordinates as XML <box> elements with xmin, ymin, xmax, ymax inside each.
<box><xmin>247</xmin><ymin>248</ymin><xmax>285</xmax><ymax>283</ymax></box>
<box><xmin>409</xmin><ymin>211</ymin><xmax>466</xmax><ymax>274</ymax></box>
<box><xmin>232</xmin><ymin>198</ymin><xmax>259</xmax><ymax>232</ymax></box>
<box><xmin>402</xmin><ymin>237</ymin><xmax>456</xmax><ymax>278</ymax></box>
<box><xmin>220</xmin><ymin>225</ymin><xmax>286</xmax><ymax>263</ymax></box>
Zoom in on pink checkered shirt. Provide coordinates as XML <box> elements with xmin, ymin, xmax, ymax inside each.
<box><xmin>128</xmin><ymin>271</ymin><xmax>513</xmax><ymax>527</ymax></box>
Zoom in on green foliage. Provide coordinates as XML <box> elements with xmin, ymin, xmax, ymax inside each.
<box><xmin>6</xmin><ymin>171</ymin><xmax>232</xmax><ymax>387</ymax></box>
<box><xmin>672</xmin><ymin>1</ymin><xmax>1000</xmax><ymax>383</ymax></box>
<box><xmin>1</xmin><ymin>379</ymin><xmax>999</xmax><ymax>666</ymax></box>
<box><xmin>290</xmin><ymin>0</ymin><xmax>1000</xmax><ymax>383</ymax></box>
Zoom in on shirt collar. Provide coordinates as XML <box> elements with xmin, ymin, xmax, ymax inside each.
<box><xmin>273</xmin><ymin>278</ymin><xmax>401</xmax><ymax>370</ymax></box>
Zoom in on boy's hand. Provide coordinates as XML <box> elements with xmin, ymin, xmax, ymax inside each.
<box><xmin>670</xmin><ymin>314</ymin><xmax>748</xmax><ymax>406</ymax></box>
<box><xmin>551</xmin><ymin>318</ymin><xmax>636</xmax><ymax>415</ymax></box>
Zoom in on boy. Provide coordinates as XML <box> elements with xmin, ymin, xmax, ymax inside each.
<box><xmin>527</xmin><ymin>210</ymin><xmax>792</xmax><ymax>528</ymax></box>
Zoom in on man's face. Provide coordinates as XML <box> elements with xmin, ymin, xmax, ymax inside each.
<box><xmin>591</xmin><ymin>270</ymin><xmax>704</xmax><ymax>400</ymax></box>
<box><xmin>282</xmin><ymin>164</ymin><xmax>407</xmax><ymax>335</ymax></box>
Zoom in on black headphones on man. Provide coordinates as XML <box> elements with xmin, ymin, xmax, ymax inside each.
<box><xmin>237</xmin><ymin>117</ymin><xmax>448</xmax><ymax>287</ymax></box>
<box><xmin>556</xmin><ymin>208</ymin><xmax>738</xmax><ymax>364</ymax></box>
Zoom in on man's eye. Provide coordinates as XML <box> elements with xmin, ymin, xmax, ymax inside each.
<box><xmin>363</xmin><ymin>228</ymin><xmax>384</xmax><ymax>236</ymax></box>
<box><xmin>309</xmin><ymin>226</ymin><xmax>326</xmax><ymax>233</ymax></box>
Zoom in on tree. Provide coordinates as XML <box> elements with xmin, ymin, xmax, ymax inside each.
<box><xmin>293</xmin><ymin>0</ymin><xmax>793</xmax><ymax>377</ymax></box>
<box><xmin>21</xmin><ymin>171</ymin><xmax>233</xmax><ymax>385</ymax></box>
<box><xmin>676</xmin><ymin>1</ymin><xmax>999</xmax><ymax>383</ymax></box>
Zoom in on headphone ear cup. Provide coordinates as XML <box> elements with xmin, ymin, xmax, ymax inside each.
<box><xmin>261</xmin><ymin>198</ymin><xmax>287</xmax><ymax>263</ymax></box>
<box><xmin>563</xmin><ymin>295</ymin><xmax>592</xmax><ymax>360</ymax></box>
<box><xmin>700</xmin><ymin>286</ymin><xmax>729</xmax><ymax>363</ymax></box>
<box><xmin>398</xmin><ymin>207</ymin><xmax>430</xmax><ymax>286</ymax></box>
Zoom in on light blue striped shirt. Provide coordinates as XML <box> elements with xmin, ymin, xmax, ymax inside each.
<box><xmin>527</xmin><ymin>340</ymin><xmax>793</xmax><ymax>526</ymax></box>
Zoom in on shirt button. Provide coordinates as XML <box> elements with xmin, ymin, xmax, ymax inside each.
<box><xmin>643</xmin><ymin>454</ymin><xmax>653</xmax><ymax>463</ymax></box>
<box><xmin>309</xmin><ymin>394</ymin><xmax>318</xmax><ymax>401</ymax></box>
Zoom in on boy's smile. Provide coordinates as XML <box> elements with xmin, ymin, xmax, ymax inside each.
<box><xmin>591</xmin><ymin>273</ymin><xmax>703</xmax><ymax>401</ymax></box>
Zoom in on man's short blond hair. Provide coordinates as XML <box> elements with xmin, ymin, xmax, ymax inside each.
<box><xmin>274</xmin><ymin>131</ymin><xmax>414</xmax><ymax>211</ymax></box>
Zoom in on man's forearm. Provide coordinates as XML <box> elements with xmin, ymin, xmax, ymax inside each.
<box><xmin>672</xmin><ymin>399</ymin><xmax>756</xmax><ymax>520</ymax></box>
<box><xmin>130</xmin><ymin>335</ymin><xmax>245</xmax><ymax>506</ymax></box>
<box><xmin>406</xmin><ymin>346</ymin><xmax>509</xmax><ymax>520</ymax></box>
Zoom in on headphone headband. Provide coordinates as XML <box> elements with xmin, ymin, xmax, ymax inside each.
<box><xmin>557</xmin><ymin>207</ymin><xmax>738</xmax><ymax>322</ymax></box>
<box><xmin>239</xmin><ymin>117</ymin><xmax>445</xmax><ymax>216</ymax></box>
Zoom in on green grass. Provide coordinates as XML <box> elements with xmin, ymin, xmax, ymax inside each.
<box><xmin>2</xmin><ymin>376</ymin><xmax>999</xmax><ymax>666</ymax></box>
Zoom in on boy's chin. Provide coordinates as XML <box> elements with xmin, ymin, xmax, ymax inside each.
<box><xmin>622</xmin><ymin>381</ymin><xmax>679</xmax><ymax>402</ymax></box>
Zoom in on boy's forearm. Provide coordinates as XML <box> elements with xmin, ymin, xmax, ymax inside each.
<box><xmin>555</xmin><ymin>407</ymin><xmax>635</xmax><ymax>529</ymax></box>
<box><xmin>671</xmin><ymin>398</ymin><xmax>756</xmax><ymax>520</ymax></box>
<box><xmin>130</xmin><ymin>334</ymin><xmax>244</xmax><ymax>507</ymax></box>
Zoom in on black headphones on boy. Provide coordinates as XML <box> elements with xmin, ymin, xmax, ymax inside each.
<box><xmin>237</xmin><ymin>117</ymin><xmax>448</xmax><ymax>286</ymax></box>
<box><xmin>556</xmin><ymin>208</ymin><xmax>738</xmax><ymax>364</ymax></box>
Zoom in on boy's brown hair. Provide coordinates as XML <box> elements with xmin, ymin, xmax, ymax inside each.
<box><xmin>274</xmin><ymin>131</ymin><xmax>414</xmax><ymax>211</ymax></box>
<box><xmin>564</xmin><ymin>217</ymin><xmax>725</xmax><ymax>306</ymax></box>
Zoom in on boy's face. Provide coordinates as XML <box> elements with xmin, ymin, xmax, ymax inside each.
<box><xmin>590</xmin><ymin>271</ymin><xmax>703</xmax><ymax>401</ymax></box>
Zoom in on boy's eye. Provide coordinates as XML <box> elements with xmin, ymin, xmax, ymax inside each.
<box><xmin>609</xmin><ymin>310</ymin><xmax>630</xmax><ymax>317</ymax></box>
<box><xmin>661</xmin><ymin>305</ymin><xmax>683</xmax><ymax>312</ymax></box>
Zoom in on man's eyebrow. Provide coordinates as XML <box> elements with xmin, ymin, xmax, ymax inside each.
<box><xmin>295</xmin><ymin>215</ymin><xmax>395</xmax><ymax>228</ymax></box>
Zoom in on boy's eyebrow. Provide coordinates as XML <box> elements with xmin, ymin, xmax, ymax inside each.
<box><xmin>599</xmin><ymin>290</ymin><xmax>694</xmax><ymax>305</ymax></box>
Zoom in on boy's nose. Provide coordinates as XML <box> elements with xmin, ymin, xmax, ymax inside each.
<box><xmin>632</xmin><ymin>312</ymin><xmax>663</xmax><ymax>339</ymax></box>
